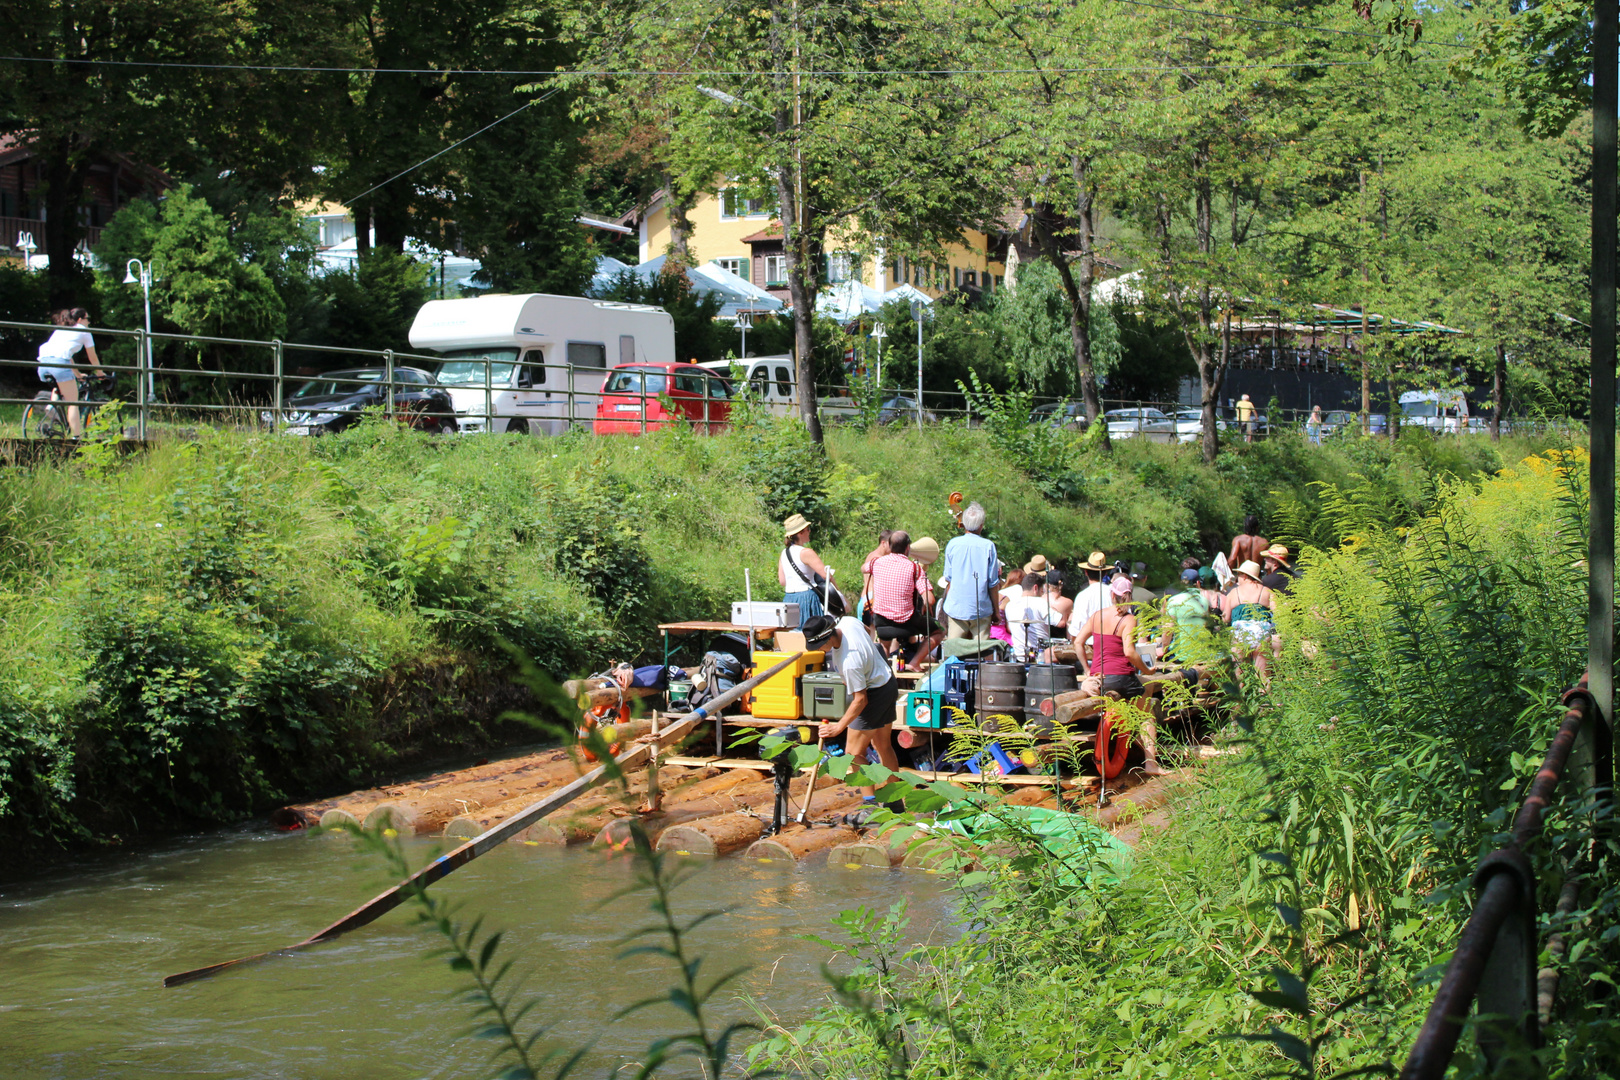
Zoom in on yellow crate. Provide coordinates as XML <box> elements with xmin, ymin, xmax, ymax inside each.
<box><xmin>748</xmin><ymin>649</ymin><xmax>826</xmax><ymax>719</ymax></box>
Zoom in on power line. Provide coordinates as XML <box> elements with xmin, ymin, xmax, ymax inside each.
<box><xmin>0</xmin><ymin>54</ymin><xmax>1451</xmax><ymax>77</ymax></box>
<box><xmin>343</xmin><ymin>88</ymin><xmax>561</xmax><ymax>205</ymax></box>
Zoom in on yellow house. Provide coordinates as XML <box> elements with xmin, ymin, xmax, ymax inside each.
<box><xmin>634</xmin><ymin>185</ymin><xmax>1007</xmax><ymax>305</ymax></box>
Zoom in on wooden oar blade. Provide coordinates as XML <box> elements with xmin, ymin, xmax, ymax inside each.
<box><xmin>161</xmin><ymin>656</ymin><xmax>798</xmax><ymax>988</ymax></box>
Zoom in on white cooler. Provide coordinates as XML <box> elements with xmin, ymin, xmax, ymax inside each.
<box><xmin>730</xmin><ymin>601</ymin><xmax>801</xmax><ymax>628</ymax></box>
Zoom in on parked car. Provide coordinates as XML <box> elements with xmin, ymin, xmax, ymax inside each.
<box><xmin>1169</xmin><ymin>406</ymin><xmax>1227</xmax><ymax>443</ymax></box>
<box><xmin>878</xmin><ymin>395</ymin><xmax>939</xmax><ymax>425</ymax></box>
<box><xmin>592</xmin><ymin>362</ymin><xmax>732</xmax><ymax>434</ymax></box>
<box><xmin>1104</xmin><ymin>407</ymin><xmax>1174</xmax><ymax>439</ymax></box>
<box><xmin>1320</xmin><ymin>409</ymin><xmax>1357</xmax><ymax>438</ymax></box>
<box><xmin>271</xmin><ymin>367</ymin><xmax>457</xmax><ymax>435</ymax></box>
<box><xmin>1030</xmin><ymin>401</ymin><xmax>1089</xmax><ymax>430</ymax></box>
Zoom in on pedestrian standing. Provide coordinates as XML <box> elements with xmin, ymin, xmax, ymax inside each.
<box><xmin>1236</xmin><ymin>394</ymin><xmax>1256</xmax><ymax>442</ymax></box>
<box><xmin>1229</xmin><ymin>515</ymin><xmax>1269</xmax><ymax>570</ymax></box>
<box><xmin>1306</xmin><ymin>405</ymin><xmax>1323</xmax><ymax>446</ymax></box>
<box><xmin>939</xmin><ymin>502</ymin><xmax>1000</xmax><ymax>644</ymax></box>
<box><xmin>779</xmin><ymin>514</ymin><xmax>835</xmax><ymax>626</ymax></box>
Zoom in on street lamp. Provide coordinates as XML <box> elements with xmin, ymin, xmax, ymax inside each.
<box><xmin>17</xmin><ymin>231</ymin><xmax>36</xmax><ymax>270</ymax></box>
<box><xmin>911</xmin><ymin>301</ymin><xmax>925</xmax><ymax>432</ymax></box>
<box><xmin>123</xmin><ymin>259</ymin><xmax>155</xmax><ymax>401</ymax></box>
<box><xmin>737</xmin><ymin>308</ymin><xmax>753</xmax><ymax>360</ymax></box>
<box><xmin>869</xmin><ymin>321</ymin><xmax>887</xmax><ymax>400</ymax></box>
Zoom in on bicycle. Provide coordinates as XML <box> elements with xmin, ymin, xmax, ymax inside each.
<box><xmin>22</xmin><ymin>373</ymin><xmax>114</xmax><ymax>439</ymax></box>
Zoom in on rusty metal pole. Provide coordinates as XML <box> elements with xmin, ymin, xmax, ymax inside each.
<box><xmin>1591</xmin><ymin>0</ymin><xmax>1617</xmax><ymax>731</ymax></box>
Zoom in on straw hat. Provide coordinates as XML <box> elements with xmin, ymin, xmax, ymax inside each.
<box><xmin>1078</xmin><ymin>550</ymin><xmax>1109</xmax><ymax>572</ymax></box>
<box><xmin>782</xmin><ymin>513</ymin><xmax>811</xmax><ymax>538</ymax></box>
<box><xmin>1236</xmin><ymin>559</ymin><xmax>1264</xmax><ymax>581</ymax></box>
<box><xmin>1262</xmin><ymin>544</ymin><xmax>1291</xmax><ymax>563</ymax></box>
<box><xmin>1024</xmin><ymin>554</ymin><xmax>1050</xmax><ymax>573</ymax></box>
<box><xmin>911</xmin><ymin>536</ymin><xmax>941</xmax><ymax>565</ymax></box>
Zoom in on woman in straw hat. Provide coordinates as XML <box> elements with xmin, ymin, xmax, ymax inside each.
<box><xmin>1224</xmin><ymin>559</ymin><xmax>1278</xmax><ymax>678</ymax></box>
<box><xmin>778</xmin><ymin>513</ymin><xmax>835</xmax><ymax>627</ymax></box>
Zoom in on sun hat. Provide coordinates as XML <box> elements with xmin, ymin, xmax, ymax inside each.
<box><xmin>1181</xmin><ymin>568</ymin><xmax>1200</xmax><ymax>584</ymax></box>
<box><xmin>1024</xmin><ymin>554</ymin><xmax>1050</xmax><ymax>574</ymax></box>
<box><xmin>799</xmin><ymin>614</ymin><xmax>839</xmax><ymax>647</ymax></box>
<box><xmin>1109</xmin><ymin>574</ymin><xmax>1134</xmax><ymax>597</ymax></box>
<box><xmin>1079</xmin><ymin>550</ymin><xmax>1109</xmax><ymax>572</ymax></box>
<box><xmin>1262</xmin><ymin>544</ymin><xmax>1291</xmax><ymax>562</ymax></box>
<box><xmin>782</xmin><ymin>513</ymin><xmax>811</xmax><ymax>538</ymax></box>
<box><xmin>911</xmin><ymin>536</ymin><xmax>940</xmax><ymax>565</ymax></box>
<box><xmin>1237</xmin><ymin>559</ymin><xmax>1264</xmax><ymax>581</ymax></box>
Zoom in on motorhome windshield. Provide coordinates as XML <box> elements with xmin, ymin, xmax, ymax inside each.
<box><xmin>1401</xmin><ymin>400</ymin><xmax>1440</xmax><ymax>417</ymax></box>
<box><xmin>435</xmin><ymin>349</ymin><xmax>520</xmax><ymax>386</ymax></box>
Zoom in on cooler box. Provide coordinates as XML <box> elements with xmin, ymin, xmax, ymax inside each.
<box><xmin>748</xmin><ymin>649</ymin><xmax>825</xmax><ymax>720</ymax></box>
<box><xmin>802</xmin><ymin>671</ymin><xmax>850</xmax><ymax>719</ymax></box>
<box><xmin>730</xmin><ymin>601</ymin><xmax>802</xmax><ymax>629</ymax></box>
<box><xmin>965</xmin><ymin>741</ymin><xmax>1025</xmax><ymax>777</ymax></box>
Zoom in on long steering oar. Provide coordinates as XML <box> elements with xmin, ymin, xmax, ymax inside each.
<box><xmin>164</xmin><ymin>651</ymin><xmax>803</xmax><ymax>988</ymax></box>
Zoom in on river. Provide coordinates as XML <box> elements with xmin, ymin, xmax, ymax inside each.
<box><xmin>0</xmin><ymin>827</ymin><xmax>956</xmax><ymax>1079</ymax></box>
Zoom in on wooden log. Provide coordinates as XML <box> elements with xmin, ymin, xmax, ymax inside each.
<box><xmin>744</xmin><ymin>825</ymin><xmax>859</xmax><ymax>862</ymax></box>
<box><xmin>318</xmin><ymin>808</ymin><xmax>359</xmax><ymax>830</ymax></box>
<box><xmin>516</xmin><ymin>821</ymin><xmax>567</xmax><ymax>846</ymax></box>
<box><xmin>655</xmin><ymin>812</ymin><xmax>766</xmax><ymax>857</ymax></box>
<box><xmin>443</xmin><ymin>815</ymin><xmax>481</xmax><ymax>839</ymax></box>
<box><xmin>361</xmin><ymin>802</ymin><xmax>416</xmax><ymax>834</ymax></box>
<box><xmin>578</xmin><ymin>685</ymin><xmax>665</xmax><ymax>711</ymax></box>
<box><xmin>901</xmin><ymin>838</ymin><xmax>972</xmax><ymax>872</ymax></box>
<box><xmin>827</xmin><ymin>841</ymin><xmax>903</xmax><ymax>869</ymax></box>
<box><xmin>1055</xmin><ymin>696</ymin><xmax>1106</xmax><ymax>725</ymax></box>
<box><xmin>593</xmin><ymin>808</ymin><xmax>728</xmax><ymax>849</ymax></box>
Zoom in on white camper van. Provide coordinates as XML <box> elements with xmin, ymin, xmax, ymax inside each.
<box><xmin>408</xmin><ymin>294</ymin><xmax>676</xmax><ymax>434</ymax></box>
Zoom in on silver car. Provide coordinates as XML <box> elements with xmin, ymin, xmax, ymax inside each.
<box><xmin>1170</xmin><ymin>407</ymin><xmax>1227</xmax><ymax>443</ymax></box>
<box><xmin>1105</xmin><ymin>407</ymin><xmax>1174</xmax><ymax>439</ymax></box>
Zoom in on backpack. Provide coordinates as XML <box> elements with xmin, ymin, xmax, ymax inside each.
<box><xmin>689</xmin><ymin>650</ymin><xmax>746</xmax><ymax>708</ymax></box>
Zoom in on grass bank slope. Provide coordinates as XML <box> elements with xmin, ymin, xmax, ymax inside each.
<box><xmin>0</xmin><ymin>416</ymin><xmax>1559</xmax><ymax>853</ymax></box>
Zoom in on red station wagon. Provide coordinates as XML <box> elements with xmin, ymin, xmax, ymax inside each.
<box><xmin>593</xmin><ymin>363</ymin><xmax>733</xmax><ymax>434</ymax></box>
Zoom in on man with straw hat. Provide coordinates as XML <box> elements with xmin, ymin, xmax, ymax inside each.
<box><xmin>778</xmin><ymin>513</ymin><xmax>836</xmax><ymax>627</ymax></box>
<box><xmin>1071</xmin><ymin>550</ymin><xmax>1111</xmax><ymax>635</ymax></box>
<box><xmin>1260</xmin><ymin>544</ymin><xmax>1297</xmax><ymax>595</ymax></box>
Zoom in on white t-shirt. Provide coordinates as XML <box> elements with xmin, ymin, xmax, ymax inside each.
<box><xmin>826</xmin><ymin>615</ymin><xmax>893</xmax><ymax>694</ymax></box>
<box><xmin>1072</xmin><ymin>580</ymin><xmax>1108</xmax><ymax>637</ymax></box>
<box><xmin>38</xmin><ymin>329</ymin><xmax>93</xmax><ymax>362</ymax></box>
<box><xmin>1007</xmin><ymin>593</ymin><xmax>1050</xmax><ymax>659</ymax></box>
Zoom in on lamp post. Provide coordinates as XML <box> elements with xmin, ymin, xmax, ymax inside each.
<box><xmin>869</xmin><ymin>321</ymin><xmax>886</xmax><ymax>395</ymax></box>
<box><xmin>18</xmin><ymin>231</ymin><xmax>36</xmax><ymax>270</ymax></box>
<box><xmin>123</xmin><ymin>259</ymin><xmax>155</xmax><ymax>400</ymax></box>
<box><xmin>912</xmin><ymin>300</ymin><xmax>924</xmax><ymax>432</ymax></box>
<box><xmin>737</xmin><ymin>308</ymin><xmax>753</xmax><ymax>361</ymax></box>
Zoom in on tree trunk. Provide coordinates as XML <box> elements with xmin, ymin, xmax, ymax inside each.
<box><xmin>355</xmin><ymin>202</ymin><xmax>371</xmax><ymax>258</ymax></box>
<box><xmin>666</xmin><ymin>179</ymin><xmax>696</xmax><ymax>265</ymax></box>
<box><xmin>1033</xmin><ymin>201</ymin><xmax>1104</xmax><ymax>439</ymax></box>
<box><xmin>39</xmin><ymin>135</ymin><xmax>89</xmax><ymax>307</ymax></box>
<box><xmin>655</xmin><ymin>812</ymin><xmax>766</xmax><ymax>856</ymax></box>
<box><xmin>1492</xmin><ymin>341</ymin><xmax>1506</xmax><ymax>440</ymax></box>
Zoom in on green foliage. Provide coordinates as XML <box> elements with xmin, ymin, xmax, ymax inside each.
<box><xmin>314</xmin><ymin>250</ymin><xmax>434</xmax><ymax>356</ymax></box>
<box><xmin>536</xmin><ymin>469</ymin><xmax>655</xmax><ymax>620</ymax></box>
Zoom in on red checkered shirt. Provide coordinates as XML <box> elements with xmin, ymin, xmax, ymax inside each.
<box><xmin>870</xmin><ymin>552</ymin><xmax>927</xmax><ymax>621</ymax></box>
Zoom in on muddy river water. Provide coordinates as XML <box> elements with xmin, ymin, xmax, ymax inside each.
<box><xmin>0</xmin><ymin>828</ymin><xmax>955</xmax><ymax>1079</ymax></box>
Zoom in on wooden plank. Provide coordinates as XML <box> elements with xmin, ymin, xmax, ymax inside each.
<box><xmin>667</xmin><ymin>756</ymin><xmax>772</xmax><ymax>771</ymax></box>
<box><xmin>664</xmin><ymin>754</ymin><xmax>723</xmax><ymax>766</ymax></box>
<box><xmin>657</xmin><ymin>621</ymin><xmax>759</xmax><ymax>633</ymax></box>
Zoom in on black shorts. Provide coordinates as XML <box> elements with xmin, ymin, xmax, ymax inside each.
<box><xmin>1101</xmin><ymin>673</ymin><xmax>1144</xmax><ymax>698</ymax></box>
<box><xmin>874</xmin><ymin>608</ymin><xmax>932</xmax><ymax>638</ymax></box>
<box><xmin>849</xmin><ymin>675</ymin><xmax>899</xmax><ymax>731</ymax></box>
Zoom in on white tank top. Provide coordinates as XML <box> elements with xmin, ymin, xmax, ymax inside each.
<box><xmin>780</xmin><ymin>545</ymin><xmax>816</xmax><ymax>592</ymax></box>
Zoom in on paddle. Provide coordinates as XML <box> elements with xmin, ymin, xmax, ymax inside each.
<box><xmin>164</xmin><ymin>651</ymin><xmax>804</xmax><ymax>988</ymax></box>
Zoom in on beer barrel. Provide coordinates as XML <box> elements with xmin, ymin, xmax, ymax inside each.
<box><xmin>1023</xmin><ymin>664</ymin><xmax>1077</xmax><ymax>718</ymax></box>
<box><xmin>975</xmin><ymin>662</ymin><xmax>1026</xmax><ymax>715</ymax></box>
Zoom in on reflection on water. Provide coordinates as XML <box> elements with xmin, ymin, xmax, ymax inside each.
<box><xmin>0</xmin><ymin>828</ymin><xmax>955</xmax><ymax>1079</ymax></box>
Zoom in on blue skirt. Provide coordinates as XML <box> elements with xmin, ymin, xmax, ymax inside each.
<box><xmin>783</xmin><ymin>590</ymin><xmax>825</xmax><ymax>627</ymax></box>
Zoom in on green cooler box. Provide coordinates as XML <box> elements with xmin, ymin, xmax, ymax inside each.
<box><xmin>802</xmin><ymin>671</ymin><xmax>850</xmax><ymax>719</ymax></box>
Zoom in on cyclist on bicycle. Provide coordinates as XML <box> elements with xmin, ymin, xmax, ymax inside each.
<box><xmin>36</xmin><ymin>308</ymin><xmax>106</xmax><ymax>437</ymax></box>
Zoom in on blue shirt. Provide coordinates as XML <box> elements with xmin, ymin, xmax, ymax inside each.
<box><xmin>940</xmin><ymin>532</ymin><xmax>1000</xmax><ymax>620</ymax></box>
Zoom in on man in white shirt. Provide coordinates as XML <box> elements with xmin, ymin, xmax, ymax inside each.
<box><xmin>1007</xmin><ymin>572</ymin><xmax>1050</xmax><ymax>661</ymax></box>
<box><xmin>802</xmin><ymin>614</ymin><xmax>900</xmax><ymax>810</ymax></box>
<box><xmin>1070</xmin><ymin>550</ymin><xmax>1110</xmax><ymax>645</ymax></box>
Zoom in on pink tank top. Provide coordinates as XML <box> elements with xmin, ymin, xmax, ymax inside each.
<box><xmin>1094</xmin><ymin>625</ymin><xmax>1133</xmax><ymax>676</ymax></box>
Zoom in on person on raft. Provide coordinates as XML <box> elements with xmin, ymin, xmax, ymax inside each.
<box><xmin>801</xmin><ymin>614</ymin><xmax>902</xmax><ymax>820</ymax></box>
<box><xmin>1073</xmin><ymin>573</ymin><xmax>1166</xmax><ymax>776</ymax></box>
<box><xmin>779</xmin><ymin>513</ymin><xmax>836</xmax><ymax>627</ymax></box>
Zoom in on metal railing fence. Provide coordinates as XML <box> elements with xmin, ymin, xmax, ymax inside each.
<box><xmin>0</xmin><ymin>319</ymin><xmax>1580</xmax><ymax>442</ymax></box>
<box><xmin>1400</xmin><ymin>678</ymin><xmax>1613</xmax><ymax>1078</ymax></box>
